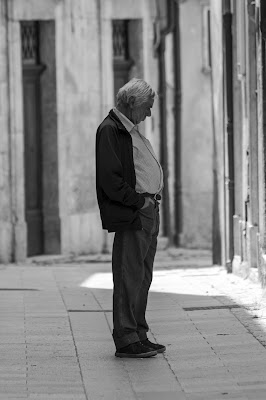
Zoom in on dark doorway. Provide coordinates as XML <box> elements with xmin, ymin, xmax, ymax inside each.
<box><xmin>21</xmin><ymin>22</ymin><xmax>45</xmax><ymax>256</ymax></box>
<box><xmin>112</xmin><ymin>20</ymin><xmax>133</xmax><ymax>100</ymax></box>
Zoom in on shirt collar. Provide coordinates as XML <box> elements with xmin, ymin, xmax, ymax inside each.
<box><xmin>113</xmin><ymin>107</ymin><xmax>135</xmax><ymax>133</ymax></box>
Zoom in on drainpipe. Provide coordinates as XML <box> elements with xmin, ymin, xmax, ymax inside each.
<box><xmin>155</xmin><ymin>0</ymin><xmax>175</xmax><ymax>244</ymax></box>
<box><xmin>223</xmin><ymin>0</ymin><xmax>235</xmax><ymax>272</ymax></box>
<box><xmin>173</xmin><ymin>0</ymin><xmax>182</xmax><ymax>246</ymax></box>
<box><xmin>261</xmin><ymin>0</ymin><xmax>266</xmax><ymax>255</ymax></box>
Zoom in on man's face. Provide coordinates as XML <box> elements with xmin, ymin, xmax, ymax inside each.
<box><xmin>131</xmin><ymin>97</ymin><xmax>154</xmax><ymax>125</ymax></box>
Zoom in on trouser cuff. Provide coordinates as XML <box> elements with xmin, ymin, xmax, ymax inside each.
<box><xmin>113</xmin><ymin>331</ymin><xmax>140</xmax><ymax>350</ymax></box>
<box><xmin>138</xmin><ymin>330</ymin><xmax>148</xmax><ymax>341</ymax></box>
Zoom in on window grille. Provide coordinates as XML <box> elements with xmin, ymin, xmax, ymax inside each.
<box><xmin>113</xmin><ymin>20</ymin><xmax>129</xmax><ymax>60</ymax></box>
<box><xmin>21</xmin><ymin>21</ymin><xmax>39</xmax><ymax>64</ymax></box>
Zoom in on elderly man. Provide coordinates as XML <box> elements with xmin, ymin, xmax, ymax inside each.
<box><xmin>96</xmin><ymin>78</ymin><xmax>165</xmax><ymax>358</ymax></box>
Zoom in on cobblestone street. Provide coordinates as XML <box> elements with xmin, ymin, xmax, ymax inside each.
<box><xmin>1</xmin><ymin>249</ymin><xmax>266</xmax><ymax>399</ymax></box>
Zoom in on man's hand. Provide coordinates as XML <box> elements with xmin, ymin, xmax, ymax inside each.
<box><xmin>141</xmin><ymin>197</ymin><xmax>154</xmax><ymax>209</ymax></box>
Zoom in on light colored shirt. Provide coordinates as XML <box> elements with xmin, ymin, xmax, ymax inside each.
<box><xmin>113</xmin><ymin>107</ymin><xmax>163</xmax><ymax>195</ymax></box>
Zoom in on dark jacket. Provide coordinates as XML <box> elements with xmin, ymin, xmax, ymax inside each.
<box><xmin>95</xmin><ymin>110</ymin><xmax>146</xmax><ymax>232</ymax></box>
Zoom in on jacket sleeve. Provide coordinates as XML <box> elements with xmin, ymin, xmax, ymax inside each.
<box><xmin>97</xmin><ymin>125</ymin><xmax>145</xmax><ymax>209</ymax></box>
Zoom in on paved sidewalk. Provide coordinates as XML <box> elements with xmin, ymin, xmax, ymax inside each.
<box><xmin>1</xmin><ymin>249</ymin><xmax>266</xmax><ymax>399</ymax></box>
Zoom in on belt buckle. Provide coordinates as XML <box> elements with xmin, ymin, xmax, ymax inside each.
<box><xmin>154</xmin><ymin>193</ymin><xmax>160</xmax><ymax>201</ymax></box>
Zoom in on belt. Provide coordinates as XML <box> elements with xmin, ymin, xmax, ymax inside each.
<box><xmin>144</xmin><ymin>193</ymin><xmax>161</xmax><ymax>201</ymax></box>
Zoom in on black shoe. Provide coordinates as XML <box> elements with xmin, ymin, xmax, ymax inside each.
<box><xmin>115</xmin><ymin>341</ymin><xmax>157</xmax><ymax>358</ymax></box>
<box><xmin>141</xmin><ymin>339</ymin><xmax>166</xmax><ymax>353</ymax></box>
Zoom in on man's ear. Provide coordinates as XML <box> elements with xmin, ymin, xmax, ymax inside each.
<box><xmin>128</xmin><ymin>96</ymin><xmax>136</xmax><ymax>109</ymax></box>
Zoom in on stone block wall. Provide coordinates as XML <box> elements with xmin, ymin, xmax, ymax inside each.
<box><xmin>55</xmin><ymin>0</ymin><xmax>104</xmax><ymax>254</ymax></box>
<box><xmin>0</xmin><ymin>0</ymin><xmax>161</xmax><ymax>260</ymax></box>
<box><xmin>0</xmin><ymin>1</ymin><xmax>12</xmax><ymax>262</ymax></box>
<box><xmin>179</xmin><ymin>0</ymin><xmax>213</xmax><ymax>249</ymax></box>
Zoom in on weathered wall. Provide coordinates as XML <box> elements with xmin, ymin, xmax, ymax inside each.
<box><xmin>165</xmin><ymin>32</ymin><xmax>176</xmax><ymax>237</ymax></box>
<box><xmin>256</xmin><ymin>0</ymin><xmax>266</xmax><ymax>285</ymax></box>
<box><xmin>55</xmin><ymin>0</ymin><xmax>103</xmax><ymax>255</ymax></box>
<box><xmin>0</xmin><ymin>0</ymin><xmax>161</xmax><ymax>260</ymax></box>
<box><xmin>0</xmin><ymin>1</ymin><xmax>12</xmax><ymax>262</ymax></box>
<box><xmin>3</xmin><ymin>0</ymin><xmax>105</xmax><ymax>258</ymax></box>
<box><xmin>179</xmin><ymin>0</ymin><xmax>213</xmax><ymax>249</ymax></box>
<box><xmin>0</xmin><ymin>0</ymin><xmax>217</xmax><ymax>260</ymax></box>
<box><xmin>210</xmin><ymin>0</ymin><xmax>226</xmax><ymax>264</ymax></box>
<box><xmin>3</xmin><ymin>0</ymin><xmax>28</xmax><ymax>262</ymax></box>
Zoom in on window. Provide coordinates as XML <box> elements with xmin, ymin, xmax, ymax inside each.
<box><xmin>113</xmin><ymin>20</ymin><xmax>129</xmax><ymax>61</ymax></box>
<box><xmin>202</xmin><ymin>5</ymin><xmax>212</xmax><ymax>73</ymax></box>
<box><xmin>236</xmin><ymin>0</ymin><xmax>246</xmax><ymax>79</ymax></box>
<box><xmin>112</xmin><ymin>20</ymin><xmax>132</xmax><ymax>100</ymax></box>
<box><xmin>21</xmin><ymin>21</ymin><xmax>40</xmax><ymax>65</ymax></box>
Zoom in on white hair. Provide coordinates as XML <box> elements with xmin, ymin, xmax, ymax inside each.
<box><xmin>116</xmin><ymin>78</ymin><xmax>155</xmax><ymax>108</ymax></box>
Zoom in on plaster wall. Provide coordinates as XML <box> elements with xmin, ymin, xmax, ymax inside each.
<box><xmin>1</xmin><ymin>0</ymin><xmax>161</xmax><ymax>259</ymax></box>
<box><xmin>256</xmin><ymin>0</ymin><xmax>266</xmax><ymax>248</ymax></box>
<box><xmin>179</xmin><ymin>0</ymin><xmax>213</xmax><ymax>249</ymax></box>
<box><xmin>165</xmin><ymin>33</ymin><xmax>175</xmax><ymax>236</ymax></box>
<box><xmin>5</xmin><ymin>0</ymin><xmax>105</xmax><ymax>257</ymax></box>
<box><xmin>55</xmin><ymin>0</ymin><xmax>103</xmax><ymax>255</ymax></box>
<box><xmin>3</xmin><ymin>0</ymin><xmax>27</xmax><ymax>262</ymax></box>
<box><xmin>0</xmin><ymin>1</ymin><xmax>12</xmax><ymax>262</ymax></box>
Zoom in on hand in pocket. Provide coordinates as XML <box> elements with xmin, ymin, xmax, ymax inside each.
<box><xmin>141</xmin><ymin>197</ymin><xmax>155</xmax><ymax>209</ymax></box>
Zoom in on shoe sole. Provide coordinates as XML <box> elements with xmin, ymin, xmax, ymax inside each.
<box><xmin>156</xmin><ymin>346</ymin><xmax>166</xmax><ymax>353</ymax></box>
<box><xmin>115</xmin><ymin>350</ymin><xmax>157</xmax><ymax>358</ymax></box>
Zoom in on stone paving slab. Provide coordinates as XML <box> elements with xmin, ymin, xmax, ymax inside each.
<box><xmin>186</xmin><ymin>392</ymin><xmax>248</xmax><ymax>400</ymax></box>
<box><xmin>1</xmin><ymin>250</ymin><xmax>266</xmax><ymax>398</ymax></box>
<box><xmin>27</xmin><ymin>397</ymin><xmax>87</xmax><ymax>400</ymax></box>
<box><xmin>138</xmin><ymin>392</ymin><xmax>187</xmax><ymax>400</ymax></box>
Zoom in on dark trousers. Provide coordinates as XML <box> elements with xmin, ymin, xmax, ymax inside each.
<box><xmin>112</xmin><ymin>201</ymin><xmax>160</xmax><ymax>350</ymax></box>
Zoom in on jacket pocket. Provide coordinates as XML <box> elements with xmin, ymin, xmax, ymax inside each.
<box><xmin>103</xmin><ymin>200</ymin><xmax>138</xmax><ymax>227</ymax></box>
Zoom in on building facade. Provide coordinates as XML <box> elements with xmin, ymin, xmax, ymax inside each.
<box><xmin>0</xmin><ymin>0</ymin><xmax>213</xmax><ymax>262</ymax></box>
<box><xmin>210</xmin><ymin>0</ymin><xmax>266</xmax><ymax>284</ymax></box>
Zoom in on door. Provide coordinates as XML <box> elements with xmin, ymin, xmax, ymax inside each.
<box><xmin>21</xmin><ymin>21</ymin><xmax>44</xmax><ymax>256</ymax></box>
<box><xmin>112</xmin><ymin>20</ymin><xmax>133</xmax><ymax>100</ymax></box>
<box><xmin>23</xmin><ymin>65</ymin><xmax>44</xmax><ymax>256</ymax></box>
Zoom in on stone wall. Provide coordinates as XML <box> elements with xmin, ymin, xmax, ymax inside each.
<box><xmin>0</xmin><ymin>0</ymin><xmax>166</xmax><ymax>259</ymax></box>
<box><xmin>0</xmin><ymin>1</ymin><xmax>12</xmax><ymax>262</ymax></box>
<box><xmin>179</xmin><ymin>0</ymin><xmax>213</xmax><ymax>249</ymax></box>
<box><xmin>55</xmin><ymin>0</ymin><xmax>103</xmax><ymax>254</ymax></box>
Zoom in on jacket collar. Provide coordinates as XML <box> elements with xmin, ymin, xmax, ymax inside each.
<box><xmin>109</xmin><ymin>109</ymin><xmax>129</xmax><ymax>133</ymax></box>
<box><xmin>113</xmin><ymin>108</ymin><xmax>135</xmax><ymax>132</ymax></box>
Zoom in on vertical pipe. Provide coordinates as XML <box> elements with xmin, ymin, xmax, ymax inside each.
<box><xmin>173</xmin><ymin>0</ymin><xmax>182</xmax><ymax>246</ymax></box>
<box><xmin>156</xmin><ymin>0</ymin><xmax>175</xmax><ymax>244</ymax></box>
<box><xmin>223</xmin><ymin>0</ymin><xmax>235</xmax><ymax>271</ymax></box>
<box><xmin>260</xmin><ymin>1</ymin><xmax>266</xmax><ymax>252</ymax></box>
<box><xmin>158</xmin><ymin>36</ymin><xmax>172</xmax><ymax>243</ymax></box>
